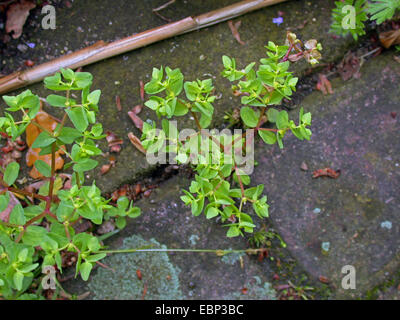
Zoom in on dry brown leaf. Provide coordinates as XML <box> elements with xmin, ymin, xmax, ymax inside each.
<box><xmin>312</xmin><ymin>168</ymin><xmax>340</xmax><ymax>179</ymax></box>
<box><xmin>316</xmin><ymin>74</ymin><xmax>333</xmax><ymax>95</ymax></box>
<box><xmin>379</xmin><ymin>29</ymin><xmax>400</xmax><ymax>49</ymax></box>
<box><xmin>5</xmin><ymin>0</ymin><xmax>36</xmax><ymax>39</ymax></box>
<box><xmin>337</xmin><ymin>51</ymin><xmax>361</xmax><ymax>81</ymax></box>
<box><xmin>127</xmin><ymin>132</ymin><xmax>146</xmax><ymax>154</ymax></box>
<box><xmin>26</xmin><ymin>110</ymin><xmax>65</xmax><ymax>179</ymax></box>
<box><xmin>228</xmin><ymin>20</ymin><xmax>245</xmax><ymax>45</ymax></box>
<box><xmin>128</xmin><ymin>109</ymin><xmax>144</xmax><ymax>131</ymax></box>
<box><xmin>106</xmin><ymin>131</ymin><xmax>123</xmax><ymax>153</ymax></box>
<box><xmin>115</xmin><ymin>96</ymin><xmax>122</xmax><ymax>111</ymax></box>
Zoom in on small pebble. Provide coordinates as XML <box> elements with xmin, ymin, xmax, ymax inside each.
<box><xmin>321</xmin><ymin>242</ymin><xmax>330</xmax><ymax>252</ymax></box>
<box><xmin>313</xmin><ymin>208</ymin><xmax>321</xmax><ymax>214</ymax></box>
<box><xmin>380</xmin><ymin>221</ymin><xmax>392</xmax><ymax>230</ymax></box>
<box><xmin>17</xmin><ymin>44</ymin><xmax>28</xmax><ymax>53</ymax></box>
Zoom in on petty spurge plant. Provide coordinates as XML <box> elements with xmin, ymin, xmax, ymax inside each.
<box><xmin>0</xmin><ymin>69</ymin><xmax>140</xmax><ymax>299</ymax></box>
<box><xmin>141</xmin><ymin>32</ymin><xmax>322</xmax><ymax>238</ymax></box>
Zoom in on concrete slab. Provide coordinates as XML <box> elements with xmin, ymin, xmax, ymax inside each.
<box><xmin>252</xmin><ymin>51</ymin><xmax>400</xmax><ymax>298</ymax></box>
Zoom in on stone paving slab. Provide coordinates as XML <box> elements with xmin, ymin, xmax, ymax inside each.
<box><xmin>251</xmin><ymin>51</ymin><xmax>400</xmax><ymax>298</ymax></box>
<box><xmin>1</xmin><ymin>0</ymin><xmax>357</xmax><ymax>194</ymax></box>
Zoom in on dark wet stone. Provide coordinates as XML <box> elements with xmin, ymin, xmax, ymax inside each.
<box><xmin>252</xmin><ymin>51</ymin><xmax>400</xmax><ymax>298</ymax></box>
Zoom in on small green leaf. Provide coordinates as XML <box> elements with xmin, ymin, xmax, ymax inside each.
<box><xmin>13</xmin><ymin>272</ymin><xmax>24</xmax><ymax>291</ymax></box>
<box><xmin>227</xmin><ymin>226</ymin><xmax>240</xmax><ymax>237</ymax></box>
<box><xmin>73</xmin><ymin>159</ymin><xmax>98</xmax><ymax>172</ymax></box>
<box><xmin>31</xmin><ymin>132</ymin><xmax>56</xmax><ymax>149</ymax></box>
<box><xmin>0</xmin><ymin>193</ymin><xmax>10</xmax><ymax>212</ymax></box>
<box><xmin>276</xmin><ymin>111</ymin><xmax>289</xmax><ymax>130</ymax></box>
<box><xmin>66</xmin><ymin>107</ymin><xmax>88</xmax><ymax>132</ymax></box>
<box><xmin>46</xmin><ymin>95</ymin><xmax>68</xmax><ymax>107</ymax></box>
<box><xmin>206</xmin><ymin>207</ymin><xmax>219</xmax><ymax>219</ymax></box>
<box><xmin>79</xmin><ymin>262</ymin><xmax>93</xmax><ymax>281</ymax></box>
<box><xmin>9</xmin><ymin>204</ymin><xmax>26</xmax><ymax>225</ymax></box>
<box><xmin>258</xmin><ymin>130</ymin><xmax>277</xmax><ymax>144</ymax></box>
<box><xmin>115</xmin><ymin>216</ymin><xmax>127</xmax><ymax>229</ymax></box>
<box><xmin>3</xmin><ymin>162</ymin><xmax>20</xmax><ymax>185</ymax></box>
<box><xmin>240</xmin><ymin>107</ymin><xmax>259</xmax><ymax>128</ymax></box>
<box><xmin>34</xmin><ymin>160</ymin><xmax>51</xmax><ymax>178</ymax></box>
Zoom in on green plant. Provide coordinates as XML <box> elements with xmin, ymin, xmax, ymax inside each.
<box><xmin>140</xmin><ymin>32</ymin><xmax>321</xmax><ymax>238</ymax></box>
<box><xmin>0</xmin><ymin>69</ymin><xmax>140</xmax><ymax>299</ymax></box>
<box><xmin>368</xmin><ymin>0</ymin><xmax>400</xmax><ymax>24</ymax></box>
<box><xmin>330</xmin><ymin>0</ymin><xmax>400</xmax><ymax>40</ymax></box>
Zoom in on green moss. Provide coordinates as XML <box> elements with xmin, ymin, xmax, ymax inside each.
<box><xmin>88</xmin><ymin>235</ymin><xmax>183</xmax><ymax>300</ymax></box>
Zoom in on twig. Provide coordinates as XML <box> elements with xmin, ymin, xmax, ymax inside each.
<box><xmin>0</xmin><ymin>0</ymin><xmax>288</xmax><ymax>95</ymax></box>
<box><xmin>153</xmin><ymin>0</ymin><xmax>176</xmax><ymax>12</ymax></box>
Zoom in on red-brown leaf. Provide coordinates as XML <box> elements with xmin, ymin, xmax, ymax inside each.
<box><xmin>312</xmin><ymin>168</ymin><xmax>340</xmax><ymax>179</ymax></box>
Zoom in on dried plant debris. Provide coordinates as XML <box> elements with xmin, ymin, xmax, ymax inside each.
<box><xmin>337</xmin><ymin>51</ymin><xmax>361</xmax><ymax>81</ymax></box>
<box><xmin>316</xmin><ymin>74</ymin><xmax>333</xmax><ymax>95</ymax></box>
<box><xmin>312</xmin><ymin>168</ymin><xmax>341</xmax><ymax>179</ymax></box>
<box><xmin>228</xmin><ymin>20</ymin><xmax>245</xmax><ymax>45</ymax></box>
<box><xmin>106</xmin><ymin>131</ymin><xmax>123</xmax><ymax>153</ymax></box>
<box><xmin>5</xmin><ymin>0</ymin><xmax>36</xmax><ymax>39</ymax></box>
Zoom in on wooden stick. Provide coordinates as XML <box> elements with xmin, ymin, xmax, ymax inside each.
<box><xmin>0</xmin><ymin>0</ymin><xmax>287</xmax><ymax>95</ymax></box>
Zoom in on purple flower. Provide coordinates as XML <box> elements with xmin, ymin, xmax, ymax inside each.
<box><xmin>272</xmin><ymin>17</ymin><xmax>283</xmax><ymax>26</ymax></box>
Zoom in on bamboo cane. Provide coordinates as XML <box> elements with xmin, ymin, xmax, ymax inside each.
<box><xmin>0</xmin><ymin>0</ymin><xmax>287</xmax><ymax>95</ymax></box>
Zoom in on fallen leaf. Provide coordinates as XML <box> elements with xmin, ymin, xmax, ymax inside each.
<box><xmin>106</xmin><ymin>131</ymin><xmax>123</xmax><ymax>153</ymax></box>
<box><xmin>128</xmin><ymin>110</ymin><xmax>144</xmax><ymax>131</ymax></box>
<box><xmin>228</xmin><ymin>20</ymin><xmax>245</xmax><ymax>45</ymax></box>
<box><xmin>139</xmin><ymin>81</ymin><xmax>145</xmax><ymax>101</ymax></box>
<box><xmin>312</xmin><ymin>168</ymin><xmax>340</xmax><ymax>179</ymax></box>
<box><xmin>115</xmin><ymin>96</ymin><xmax>122</xmax><ymax>111</ymax></box>
<box><xmin>0</xmin><ymin>185</ymin><xmax>20</xmax><ymax>222</ymax></box>
<box><xmin>318</xmin><ymin>275</ymin><xmax>330</xmax><ymax>284</ymax></box>
<box><xmin>5</xmin><ymin>0</ymin><xmax>36</xmax><ymax>39</ymax></box>
<box><xmin>132</xmin><ymin>104</ymin><xmax>143</xmax><ymax>115</ymax></box>
<box><xmin>379</xmin><ymin>29</ymin><xmax>400</xmax><ymax>49</ymax></box>
<box><xmin>316</xmin><ymin>74</ymin><xmax>333</xmax><ymax>95</ymax></box>
<box><xmin>300</xmin><ymin>161</ymin><xmax>308</xmax><ymax>171</ymax></box>
<box><xmin>24</xmin><ymin>59</ymin><xmax>35</xmax><ymax>67</ymax></box>
<box><xmin>128</xmin><ymin>132</ymin><xmax>146</xmax><ymax>154</ymax></box>
<box><xmin>337</xmin><ymin>51</ymin><xmax>361</xmax><ymax>81</ymax></box>
<box><xmin>26</xmin><ymin>110</ymin><xmax>65</xmax><ymax>179</ymax></box>
<box><xmin>100</xmin><ymin>156</ymin><xmax>116</xmax><ymax>175</ymax></box>
<box><xmin>0</xmin><ymin>136</ymin><xmax>26</xmax><ymax>169</ymax></box>
<box><xmin>136</xmin><ymin>269</ymin><xmax>142</xmax><ymax>280</ymax></box>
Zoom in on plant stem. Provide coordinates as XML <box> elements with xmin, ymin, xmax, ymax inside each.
<box><xmin>98</xmin><ymin>247</ymin><xmax>263</xmax><ymax>254</ymax></box>
<box><xmin>234</xmin><ymin>164</ymin><xmax>245</xmax><ymax>198</ymax></box>
<box><xmin>190</xmin><ymin>110</ymin><xmax>202</xmax><ymax>130</ymax></box>
<box><xmin>45</xmin><ymin>143</ymin><xmax>57</xmax><ymax>213</ymax></box>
